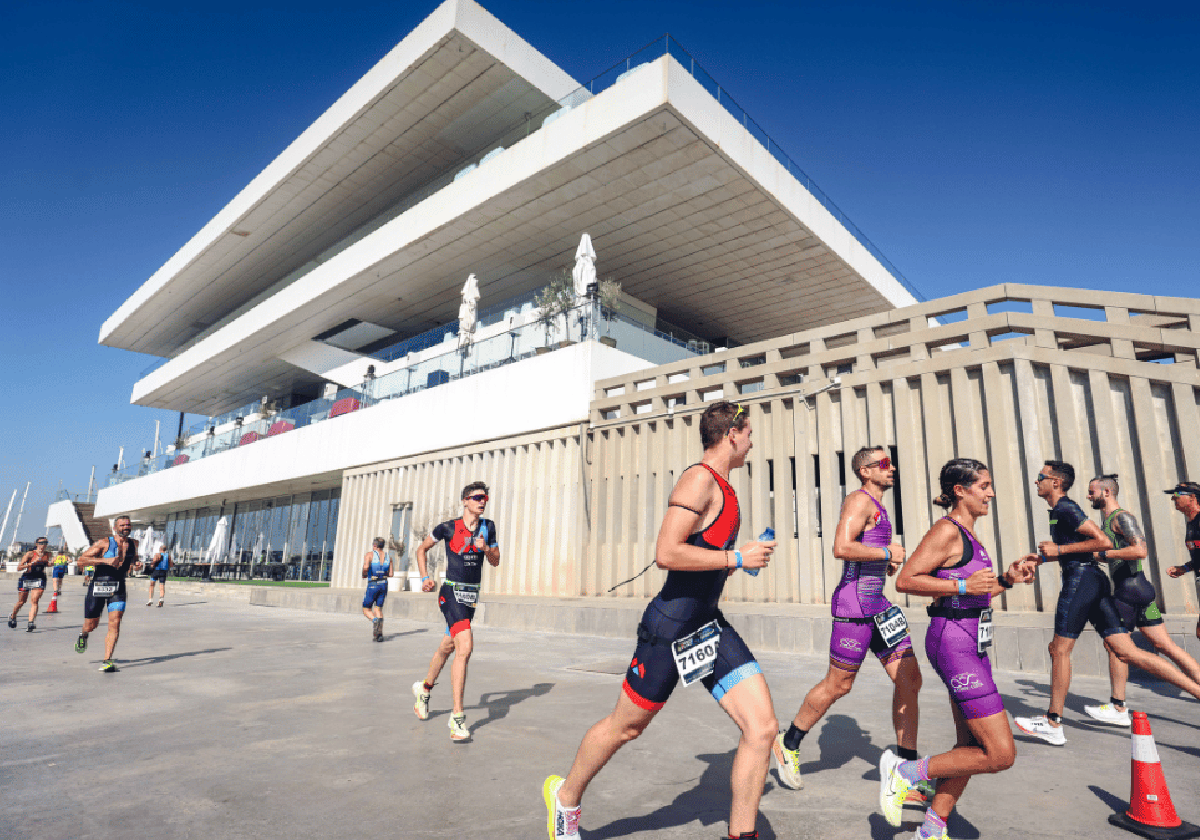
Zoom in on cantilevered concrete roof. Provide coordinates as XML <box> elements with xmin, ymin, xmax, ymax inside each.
<box><xmin>129</xmin><ymin>53</ymin><xmax>915</xmax><ymax>415</ymax></box>
<box><xmin>100</xmin><ymin>0</ymin><xmax>578</xmax><ymax>357</ymax></box>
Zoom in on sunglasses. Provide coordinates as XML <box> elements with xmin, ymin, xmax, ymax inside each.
<box><xmin>864</xmin><ymin>457</ymin><xmax>892</xmax><ymax>470</ymax></box>
<box><xmin>36</xmin><ymin>541</ymin><xmax>48</xmax><ymax>545</ymax></box>
<box><xmin>1173</xmin><ymin>491</ymin><xmax>1197</xmax><ymax>499</ymax></box>
<box><xmin>1036</xmin><ymin>474</ymin><xmax>1053</xmax><ymax>483</ymax></box>
<box><xmin>466</xmin><ymin>494</ymin><xmax>488</xmax><ymax>502</ymax></box>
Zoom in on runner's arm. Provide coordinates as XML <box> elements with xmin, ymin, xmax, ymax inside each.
<box><xmin>414</xmin><ymin>535</ymin><xmax>438</xmax><ymax>590</ymax></box>
<box><xmin>896</xmin><ymin>520</ymin><xmax>961</xmax><ymax>596</ymax></box>
<box><xmin>362</xmin><ymin>552</ymin><xmax>373</xmax><ymax>578</ymax></box>
<box><xmin>77</xmin><ymin>539</ymin><xmax>117</xmax><ymax>569</ymax></box>
<box><xmin>1098</xmin><ymin>512</ymin><xmax>1147</xmax><ymax>562</ymax></box>
<box><xmin>654</xmin><ymin>466</ymin><xmax>773</xmax><ymax>572</ymax></box>
<box><xmin>832</xmin><ymin>493</ymin><xmax>897</xmax><ymax>562</ymax></box>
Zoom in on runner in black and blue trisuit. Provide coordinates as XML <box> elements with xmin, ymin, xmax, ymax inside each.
<box><xmin>1167</xmin><ymin>481</ymin><xmax>1200</xmax><ymax>640</ymax></box>
<box><xmin>1084</xmin><ymin>476</ymin><xmax>1200</xmax><ymax>726</ymax></box>
<box><xmin>543</xmin><ymin>401</ymin><xmax>778</xmax><ymax>840</ymax></box>
<box><xmin>412</xmin><ymin>481</ymin><xmax>500</xmax><ymax>742</ymax></box>
<box><xmin>74</xmin><ymin>516</ymin><xmax>142</xmax><ymax>673</ymax></box>
<box><xmin>8</xmin><ymin>537</ymin><xmax>52</xmax><ymax>632</ymax></box>
<box><xmin>1015</xmin><ymin>462</ymin><xmax>1200</xmax><ymax>745</ymax></box>
<box><xmin>360</xmin><ymin>537</ymin><xmax>393</xmax><ymax>642</ymax></box>
<box><xmin>146</xmin><ymin>545</ymin><xmax>171</xmax><ymax>608</ymax></box>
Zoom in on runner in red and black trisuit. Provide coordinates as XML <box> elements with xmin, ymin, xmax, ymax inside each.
<box><xmin>411</xmin><ymin>481</ymin><xmax>499</xmax><ymax>742</ymax></box>
<box><xmin>543</xmin><ymin>401</ymin><xmax>778</xmax><ymax>840</ymax></box>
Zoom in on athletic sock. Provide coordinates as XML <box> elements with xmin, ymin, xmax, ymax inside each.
<box><xmin>1111</xmin><ymin>697</ymin><xmax>1125</xmax><ymax>709</ymax></box>
<box><xmin>1047</xmin><ymin>712</ymin><xmax>1061</xmax><ymax>725</ymax></box>
<box><xmin>422</xmin><ymin>681</ymin><xmax>434</xmax><ymax>692</ymax></box>
<box><xmin>896</xmin><ymin>756</ymin><xmax>930</xmax><ymax>784</ymax></box>
<box><xmin>727</xmin><ymin>832</ymin><xmax>757</xmax><ymax>839</ymax></box>
<box><xmin>897</xmin><ymin>746</ymin><xmax>919</xmax><ymax>761</ymax></box>
<box><xmin>916</xmin><ymin>809</ymin><xmax>947</xmax><ymax>839</ymax></box>
<box><xmin>783</xmin><ymin>724</ymin><xmax>808</xmax><ymax>751</ymax></box>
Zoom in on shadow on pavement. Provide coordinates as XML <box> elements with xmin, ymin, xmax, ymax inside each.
<box><xmin>584</xmin><ymin>749</ymin><xmax>777</xmax><ymax>839</ymax></box>
<box><xmin>790</xmin><ymin>713</ymin><xmax>879</xmax><ymax>782</ymax></box>
<box><xmin>380</xmin><ymin>629</ymin><xmax>428</xmax><ymax>642</ymax></box>
<box><xmin>119</xmin><ymin>647</ymin><xmax>233</xmax><ymax>668</ymax></box>
<box><xmin>470</xmin><ymin>682</ymin><xmax>554</xmax><ymax>733</ymax></box>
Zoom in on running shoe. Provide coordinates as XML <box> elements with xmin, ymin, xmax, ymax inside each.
<box><xmin>146</xmin><ymin>601</ymin><xmax>153</xmax><ymax>606</ymax></box>
<box><xmin>75</xmin><ymin>633</ymin><xmax>88</xmax><ymax>653</ymax></box>
<box><xmin>543</xmin><ymin>775</ymin><xmax>580</xmax><ymax>839</ymax></box>
<box><xmin>1013</xmin><ymin>715</ymin><xmax>1067</xmax><ymax>745</ymax></box>
<box><xmin>7</xmin><ymin>616</ymin><xmax>15</xmax><ymax>629</ymax></box>
<box><xmin>772</xmin><ymin>733</ymin><xmax>804</xmax><ymax>790</ymax></box>
<box><xmin>99</xmin><ymin>660</ymin><xmax>118</xmax><ymax>673</ymax></box>
<box><xmin>1084</xmin><ymin>703</ymin><xmax>1131</xmax><ymax>726</ymax></box>
<box><xmin>412</xmin><ymin>681</ymin><xmax>430</xmax><ymax>720</ymax></box>
<box><xmin>448</xmin><ymin>713</ymin><xmax>469</xmax><ymax>741</ymax></box>
<box><xmin>26</xmin><ymin>622</ymin><xmax>35</xmax><ymax>632</ymax></box>
<box><xmin>879</xmin><ymin>749</ymin><xmax>912</xmax><ymax>827</ymax></box>
<box><xmin>157</xmin><ymin>601</ymin><xmax>164</xmax><ymax>608</ymax></box>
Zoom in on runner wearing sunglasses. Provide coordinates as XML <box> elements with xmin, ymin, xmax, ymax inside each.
<box><xmin>774</xmin><ymin>445</ymin><xmax>922</xmax><ymax>794</ymax></box>
<box><xmin>9</xmin><ymin>537</ymin><xmax>53</xmax><ymax>632</ymax></box>
<box><xmin>411</xmin><ymin>481</ymin><xmax>499</xmax><ymax>741</ymax></box>
<box><xmin>1166</xmin><ymin>482</ymin><xmax>1200</xmax><ymax>641</ymax></box>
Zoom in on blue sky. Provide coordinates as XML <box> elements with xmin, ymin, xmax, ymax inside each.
<box><xmin>1</xmin><ymin>0</ymin><xmax>1197</xmax><ymax>543</ymax></box>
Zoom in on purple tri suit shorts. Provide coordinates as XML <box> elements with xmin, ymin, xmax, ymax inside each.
<box><xmin>925</xmin><ymin>616</ymin><xmax>1004</xmax><ymax>720</ymax></box>
<box><xmin>829</xmin><ymin>615</ymin><xmax>914</xmax><ymax>673</ymax></box>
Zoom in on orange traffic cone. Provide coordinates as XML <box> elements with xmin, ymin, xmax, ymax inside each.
<box><xmin>1108</xmin><ymin>711</ymin><xmax>1200</xmax><ymax>839</ymax></box>
<box><xmin>46</xmin><ymin>590</ymin><xmax>59</xmax><ymax>614</ymax></box>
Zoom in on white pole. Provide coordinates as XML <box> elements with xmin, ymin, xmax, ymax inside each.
<box><xmin>117</xmin><ymin>446</ymin><xmax>125</xmax><ymax>471</ymax></box>
<box><xmin>86</xmin><ymin>466</ymin><xmax>96</xmax><ymax>501</ymax></box>
<box><xmin>152</xmin><ymin>420</ymin><xmax>161</xmax><ymax>459</ymax></box>
<box><xmin>0</xmin><ymin>489</ymin><xmax>16</xmax><ymax>548</ymax></box>
<box><xmin>9</xmin><ymin>481</ymin><xmax>31</xmax><ymax>550</ymax></box>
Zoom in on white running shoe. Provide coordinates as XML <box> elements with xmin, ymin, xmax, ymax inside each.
<box><xmin>448</xmin><ymin>713</ymin><xmax>469</xmax><ymax>741</ymax></box>
<box><xmin>543</xmin><ymin>775</ymin><xmax>580</xmax><ymax>839</ymax></box>
<box><xmin>772</xmin><ymin>733</ymin><xmax>804</xmax><ymax>790</ymax></box>
<box><xmin>1013</xmin><ymin>714</ymin><xmax>1067</xmax><ymax>745</ymax></box>
<box><xmin>879</xmin><ymin>748</ymin><xmax>911</xmax><ymax>827</ymax></box>
<box><xmin>1084</xmin><ymin>703</ymin><xmax>1131</xmax><ymax>726</ymax></box>
<box><xmin>412</xmin><ymin>681</ymin><xmax>430</xmax><ymax>720</ymax></box>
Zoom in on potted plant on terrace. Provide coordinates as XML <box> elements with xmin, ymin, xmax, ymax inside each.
<box><xmin>597</xmin><ymin>278</ymin><xmax>622</xmax><ymax>347</ymax></box>
<box><xmin>534</xmin><ymin>270</ymin><xmax>575</xmax><ymax>352</ymax></box>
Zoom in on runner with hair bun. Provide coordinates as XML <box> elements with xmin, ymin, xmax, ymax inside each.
<box><xmin>882</xmin><ymin>458</ymin><xmax>1035</xmax><ymax>839</ymax></box>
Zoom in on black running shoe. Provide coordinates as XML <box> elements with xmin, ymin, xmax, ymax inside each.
<box><xmin>100</xmin><ymin>660</ymin><xmax>118</xmax><ymax>673</ymax></box>
<box><xmin>26</xmin><ymin>622</ymin><xmax>35</xmax><ymax>632</ymax></box>
<box><xmin>7</xmin><ymin>616</ymin><xmax>16</xmax><ymax>629</ymax></box>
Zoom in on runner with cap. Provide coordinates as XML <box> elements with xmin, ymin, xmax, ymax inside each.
<box><xmin>8</xmin><ymin>537</ymin><xmax>52</xmax><ymax>632</ymax></box>
<box><xmin>1166</xmin><ymin>481</ymin><xmax>1200</xmax><ymax>641</ymax></box>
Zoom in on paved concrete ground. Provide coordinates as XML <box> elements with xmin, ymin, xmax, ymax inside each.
<box><xmin>2</xmin><ymin>595</ymin><xmax>1198</xmax><ymax>840</ymax></box>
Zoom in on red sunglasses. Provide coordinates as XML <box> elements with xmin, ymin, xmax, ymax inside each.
<box><xmin>466</xmin><ymin>494</ymin><xmax>489</xmax><ymax>502</ymax></box>
<box><xmin>864</xmin><ymin>457</ymin><xmax>892</xmax><ymax>470</ymax></box>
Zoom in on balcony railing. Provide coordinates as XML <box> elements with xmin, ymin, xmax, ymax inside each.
<box><xmin>106</xmin><ymin>302</ymin><xmax>697</xmax><ymax>488</ymax></box>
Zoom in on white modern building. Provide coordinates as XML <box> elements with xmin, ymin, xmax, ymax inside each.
<box><xmin>56</xmin><ymin>0</ymin><xmax>1200</xmax><ymax>622</ymax></box>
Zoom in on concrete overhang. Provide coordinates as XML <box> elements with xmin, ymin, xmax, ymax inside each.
<box><xmin>132</xmin><ymin>54</ymin><xmax>917</xmax><ymax>414</ymax></box>
<box><xmin>100</xmin><ymin>0</ymin><xmax>578</xmax><ymax>358</ymax></box>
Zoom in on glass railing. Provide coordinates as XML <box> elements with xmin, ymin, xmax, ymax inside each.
<box><xmin>106</xmin><ymin>302</ymin><xmax>697</xmax><ymax>488</ymax></box>
<box><xmin>55</xmin><ymin>489</ymin><xmax>98</xmax><ymax>504</ymax></box>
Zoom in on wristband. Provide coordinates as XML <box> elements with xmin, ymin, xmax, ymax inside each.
<box><xmin>883</xmin><ymin>547</ymin><xmax>891</xmax><ymax>563</ymax></box>
<box><xmin>957</xmin><ymin>579</ymin><xmax>967</xmax><ymax>595</ymax></box>
<box><xmin>1098</xmin><ymin>550</ymin><xmax>1107</xmax><ymax>562</ymax></box>
<box><xmin>735</xmin><ymin>550</ymin><xmax>744</xmax><ymax>570</ymax></box>
<box><xmin>421</xmin><ymin>576</ymin><xmax>430</xmax><ymax>582</ymax></box>
<box><xmin>998</xmin><ymin>574</ymin><xmax>1014</xmax><ymax>589</ymax></box>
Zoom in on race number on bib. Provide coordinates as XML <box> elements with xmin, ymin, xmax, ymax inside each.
<box><xmin>21</xmin><ymin>578</ymin><xmax>45</xmax><ymax>590</ymax></box>
<box><xmin>873</xmin><ymin>605</ymin><xmax>909</xmax><ymax>649</ymax></box>
<box><xmin>976</xmin><ymin>607</ymin><xmax>994</xmax><ymax>655</ymax></box>
<box><xmin>451</xmin><ymin>582</ymin><xmax>479</xmax><ymax>605</ymax></box>
<box><xmin>92</xmin><ymin>580</ymin><xmax>120</xmax><ymax>598</ymax></box>
<box><xmin>672</xmin><ymin>620</ymin><xmax>721</xmax><ymax>687</ymax></box>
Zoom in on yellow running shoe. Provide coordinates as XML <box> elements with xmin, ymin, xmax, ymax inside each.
<box><xmin>879</xmin><ymin>749</ymin><xmax>913</xmax><ymax>827</ymax></box>
<box><xmin>772</xmin><ymin>733</ymin><xmax>804</xmax><ymax>790</ymax></box>
<box><xmin>543</xmin><ymin>775</ymin><xmax>580</xmax><ymax>839</ymax></box>
<box><xmin>412</xmin><ymin>681</ymin><xmax>430</xmax><ymax>720</ymax></box>
<box><xmin>448</xmin><ymin>713</ymin><xmax>469</xmax><ymax>741</ymax></box>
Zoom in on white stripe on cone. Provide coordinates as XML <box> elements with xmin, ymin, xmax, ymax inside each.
<box><xmin>1131</xmin><ymin>733</ymin><xmax>1161</xmax><ymax>764</ymax></box>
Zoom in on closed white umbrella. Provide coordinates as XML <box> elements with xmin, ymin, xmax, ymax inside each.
<box><xmin>572</xmin><ymin>233</ymin><xmax>597</xmax><ymax>303</ymax></box>
<box><xmin>457</xmin><ymin>273</ymin><xmax>480</xmax><ymax>351</ymax></box>
<box><xmin>205</xmin><ymin>516</ymin><xmax>230</xmax><ymax>578</ymax></box>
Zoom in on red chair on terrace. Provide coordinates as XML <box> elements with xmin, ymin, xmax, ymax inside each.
<box><xmin>267</xmin><ymin>420</ymin><xmax>296</xmax><ymax>436</ymax></box>
<box><xmin>239</xmin><ymin>431</ymin><xmax>264</xmax><ymax>446</ymax></box>
<box><xmin>171</xmin><ymin>454</ymin><xmax>190</xmax><ymax>467</ymax></box>
<box><xmin>329</xmin><ymin>397</ymin><xmax>360</xmax><ymax>418</ymax></box>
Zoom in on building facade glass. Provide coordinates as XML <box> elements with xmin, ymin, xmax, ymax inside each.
<box><xmin>161</xmin><ymin>489</ymin><xmax>340</xmax><ymax>581</ymax></box>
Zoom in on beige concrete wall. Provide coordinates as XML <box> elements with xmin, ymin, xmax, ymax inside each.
<box><xmin>333</xmin><ymin>284</ymin><xmax>1199</xmax><ymax>618</ymax></box>
<box><xmin>331</xmin><ymin>422</ymin><xmax>587</xmax><ymax>596</ymax></box>
<box><xmin>587</xmin><ymin>284</ymin><xmax>1200</xmax><ymax>615</ymax></box>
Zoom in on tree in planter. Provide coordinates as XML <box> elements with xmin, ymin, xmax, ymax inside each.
<box><xmin>534</xmin><ymin>270</ymin><xmax>575</xmax><ymax>347</ymax></box>
<box><xmin>598</xmin><ymin>278</ymin><xmax>622</xmax><ymax>335</ymax></box>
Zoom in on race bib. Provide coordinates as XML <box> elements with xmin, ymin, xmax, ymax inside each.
<box><xmin>672</xmin><ymin>620</ymin><xmax>722</xmax><ymax>687</ymax></box>
<box><xmin>451</xmin><ymin>582</ymin><xmax>479</xmax><ymax>605</ymax></box>
<box><xmin>21</xmin><ymin>578</ymin><xmax>45</xmax><ymax>590</ymax></box>
<box><xmin>873</xmin><ymin>605</ymin><xmax>909</xmax><ymax>649</ymax></box>
<box><xmin>977</xmin><ymin>607</ymin><xmax>994</xmax><ymax>655</ymax></box>
<box><xmin>92</xmin><ymin>579</ymin><xmax>120</xmax><ymax>598</ymax></box>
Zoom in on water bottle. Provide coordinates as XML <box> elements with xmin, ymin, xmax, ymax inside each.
<box><xmin>747</xmin><ymin>526</ymin><xmax>774</xmax><ymax>576</ymax></box>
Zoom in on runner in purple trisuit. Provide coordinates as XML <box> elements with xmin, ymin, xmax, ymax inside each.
<box><xmin>774</xmin><ymin>445</ymin><xmax>923</xmax><ymax>793</ymax></box>
<box><xmin>883</xmin><ymin>458</ymin><xmax>1036</xmax><ymax>839</ymax></box>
